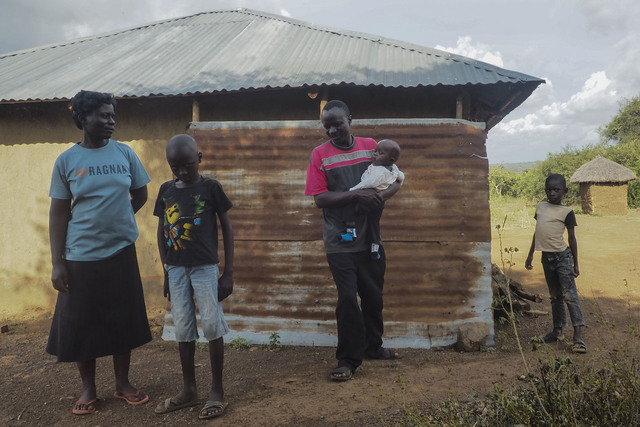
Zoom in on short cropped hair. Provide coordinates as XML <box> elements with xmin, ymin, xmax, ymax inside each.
<box><xmin>70</xmin><ymin>90</ymin><xmax>116</xmax><ymax>130</ymax></box>
<box><xmin>322</xmin><ymin>100</ymin><xmax>351</xmax><ymax>116</ymax></box>
<box><xmin>545</xmin><ymin>173</ymin><xmax>567</xmax><ymax>189</ymax></box>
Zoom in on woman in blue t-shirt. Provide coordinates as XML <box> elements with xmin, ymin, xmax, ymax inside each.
<box><xmin>47</xmin><ymin>90</ymin><xmax>152</xmax><ymax>415</ymax></box>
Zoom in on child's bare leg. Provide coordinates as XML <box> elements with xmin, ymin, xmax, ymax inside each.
<box><xmin>154</xmin><ymin>342</ymin><xmax>198</xmax><ymax>413</ymax></box>
<box><xmin>209</xmin><ymin>337</ymin><xmax>224</xmax><ymax>401</ymax></box>
<box><xmin>178</xmin><ymin>341</ymin><xmax>198</xmax><ymax>400</ymax></box>
<box><xmin>76</xmin><ymin>359</ymin><xmax>97</xmax><ymax>404</ymax></box>
<box><xmin>199</xmin><ymin>337</ymin><xmax>225</xmax><ymax>418</ymax></box>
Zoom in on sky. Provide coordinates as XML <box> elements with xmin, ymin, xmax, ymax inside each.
<box><xmin>2</xmin><ymin>0</ymin><xmax>639</xmax><ymax>164</ymax></box>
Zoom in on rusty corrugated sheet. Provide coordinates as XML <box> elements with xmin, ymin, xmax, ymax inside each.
<box><xmin>191</xmin><ymin>119</ymin><xmax>490</xmax><ymax>243</ymax></box>
<box><xmin>181</xmin><ymin>119</ymin><xmax>493</xmax><ymax>348</ymax></box>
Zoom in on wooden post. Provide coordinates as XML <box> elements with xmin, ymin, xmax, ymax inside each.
<box><xmin>192</xmin><ymin>99</ymin><xmax>200</xmax><ymax>122</ymax></box>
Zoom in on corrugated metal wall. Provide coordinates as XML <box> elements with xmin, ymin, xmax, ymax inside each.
<box><xmin>177</xmin><ymin>119</ymin><xmax>493</xmax><ymax>348</ymax></box>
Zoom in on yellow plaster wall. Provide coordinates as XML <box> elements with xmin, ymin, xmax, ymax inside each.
<box><xmin>0</xmin><ymin>139</ymin><xmax>172</xmax><ymax>316</ymax></box>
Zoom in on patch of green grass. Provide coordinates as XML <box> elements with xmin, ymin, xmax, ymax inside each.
<box><xmin>229</xmin><ymin>337</ymin><xmax>251</xmax><ymax>350</ymax></box>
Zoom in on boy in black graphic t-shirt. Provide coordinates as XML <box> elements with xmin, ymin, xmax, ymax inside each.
<box><xmin>153</xmin><ymin>134</ymin><xmax>234</xmax><ymax>420</ymax></box>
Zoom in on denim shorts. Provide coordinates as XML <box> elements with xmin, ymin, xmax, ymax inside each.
<box><xmin>165</xmin><ymin>264</ymin><xmax>229</xmax><ymax>342</ymax></box>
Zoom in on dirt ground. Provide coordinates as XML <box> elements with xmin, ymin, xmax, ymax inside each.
<box><xmin>1</xmin><ymin>211</ymin><xmax>639</xmax><ymax>426</ymax></box>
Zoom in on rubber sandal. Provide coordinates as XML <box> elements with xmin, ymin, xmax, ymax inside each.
<box><xmin>541</xmin><ymin>332</ymin><xmax>563</xmax><ymax>343</ymax></box>
<box><xmin>199</xmin><ymin>400</ymin><xmax>226</xmax><ymax>419</ymax></box>
<box><xmin>572</xmin><ymin>340</ymin><xmax>587</xmax><ymax>353</ymax></box>
<box><xmin>155</xmin><ymin>396</ymin><xmax>199</xmax><ymax>414</ymax></box>
<box><xmin>330</xmin><ymin>365</ymin><xmax>353</xmax><ymax>381</ymax></box>
<box><xmin>114</xmin><ymin>389</ymin><xmax>149</xmax><ymax>406</ymax></box>
<box><xmin>72</xmin><ymin>398</ymin><xmax>97</xmax><ymax>415</ymax></box>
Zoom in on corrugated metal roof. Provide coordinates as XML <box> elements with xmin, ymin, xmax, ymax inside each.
<box><xmin>0</xmin><ymin>8</ymin><xmax>543</xmax><ymax>103</ymax></box>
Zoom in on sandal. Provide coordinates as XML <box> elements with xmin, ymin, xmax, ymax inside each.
<box><xmin>367</xmin><ymin>347</ymin><xmax>402</xmax><ymax>360</ymax></box>
<box><xmin>114</xmin><ymin>389</ymin><xmax>149</xmax><ymax>406</ymax></box>
<box><xmin>541</xmin><ymin>332</ymin><xmax>563</xmax><ymax>343</ymax></box>
<box><xmin>72</xmin><ymin>398</ymin><xmax>97</xmax><ymax>415</ymax></box>
<box><xmin>198</xmin><ymin>400</ymin><xmax>226</xmax><ymax>419</ymax></box>
<box><xmin>330</xmin><ymin>365</ymin><xmax>353</xmax><ymax>381</ymax></box>
<box><xmin>572</xmin><ymin>340</ymin><xmax>587</xmax><ymax>354</ymax></box>
<box><xmin>155</xmin><ymin>396</ymin><xmax>199</xmax><ymax>414</ymax></box>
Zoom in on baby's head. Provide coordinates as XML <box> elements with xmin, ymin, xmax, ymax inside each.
<box><xmin>372</xmin><ymin>139</ymin><xmax>400</xmax><ymax>167</ymax></box>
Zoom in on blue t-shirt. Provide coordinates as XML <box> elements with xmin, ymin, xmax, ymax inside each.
<box><xmin>49</xmin><ymin>140</ymin><xmax>150</xmax><ymax>261</ymax></box>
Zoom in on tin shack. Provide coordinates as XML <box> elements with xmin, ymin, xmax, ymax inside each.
<box><xmin>0</xmin><ymin>9</ymin><xmax>543</xmax><ymax>347</ymax></box>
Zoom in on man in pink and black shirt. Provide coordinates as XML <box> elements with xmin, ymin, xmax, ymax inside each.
<box><xmin>305</xmin><ymin>100</ymin><xmax>402</xmax><ymax>381</ymax></box>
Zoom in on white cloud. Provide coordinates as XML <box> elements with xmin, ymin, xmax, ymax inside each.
<box><xmin>608</xmin><ymin>33</ymin><xmax>640</xmax><ymax>98</ymax></box>
<box><xmin>435</xmin><ymin>36</ymin><xmax>504</xmax><ymax>67</ymax></box>
<box><xmin>488</xmin><ymin>70</ymin><xmax>619</xmax><ymax>163</ymax></box>
<box><xmin>280</xmin><ymin>9</ymin><xmax>291</xmax><ymax>17</ymax></box>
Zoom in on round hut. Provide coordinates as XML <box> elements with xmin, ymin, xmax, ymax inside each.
<box><xmin>570</xmin><ymin>156</ymin><xmax>637</xmax><ymax>215</ymax></box>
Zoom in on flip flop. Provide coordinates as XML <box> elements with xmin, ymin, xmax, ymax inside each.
<box><xmin>155</xmin><ymin>396</ymin><xmax>199</xmax><ymax>414</ymax></box>
<box><xmin>199</xmin><ymin>400</ymin><xmax>226</xmax><ymax>419</ymax></box>
<box><xmin>367</xmin><ymin>347</ymin><xmax>402</xmax><ymax>360</ymax></box>
<box><xmin>330</xmin><ymin>365</ymin><xmax>353</xmax><ymax>381</ymax></box>
<box><xmin>72</xmin><ymin>398</ymin><xmax>97</xmax><ymax>415</ymax></box>
<box><xmin>114</xmin><ymin>389</ymin><xmax>149</xmax><ymax>406</ymax></box>
<box><xmin>572</xmin><ymin>340</ymin><xmax>587</xmax><ymax>354</ymax></box>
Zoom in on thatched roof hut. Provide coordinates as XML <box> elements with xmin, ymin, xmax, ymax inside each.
<box><xmin>570</xmin><ymin>156</ymin><xmax>637</xmax><ymax>215</ymax></box>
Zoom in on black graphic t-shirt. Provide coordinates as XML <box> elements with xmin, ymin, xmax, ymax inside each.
<box><xmin>153</xmin><ymin>177</ymin><xmax>233</xmax><ymax>266</ymax></box>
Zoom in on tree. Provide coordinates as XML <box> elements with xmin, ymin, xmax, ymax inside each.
<box><xmin>489</xmin><ymin>165</ymin><xmax>522</xmax><ymax>198</ymax></box>
<box><xmin>599</xmin><ymin>96</ymin><xmax>640</xmax><ymax>146</ymax></box>
<box><xmin>599</xmin><ymin>95</ymin><xmax>640</xmax><ymax>207</ymax></box>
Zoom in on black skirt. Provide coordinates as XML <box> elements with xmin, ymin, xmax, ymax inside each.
<box><xmin>46</xmin><ymin>244</ymin><xmax>152</xmax><ymax>362</ymax></box>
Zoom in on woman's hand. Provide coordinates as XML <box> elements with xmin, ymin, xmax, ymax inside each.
<box><xmin>51</xmin><ymin>261</ymin><xmax>69</xmax><ymax>293</ymax></box>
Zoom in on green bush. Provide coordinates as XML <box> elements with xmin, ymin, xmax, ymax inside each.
<box><xmin>489</xmin><ymin>165</ymin><xmax>523</xmax><ymax>198</ymax></box>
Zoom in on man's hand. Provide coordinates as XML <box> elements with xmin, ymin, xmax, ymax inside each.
<box><xmin>352</xmin><ymin>188</ymin><xmax>383</xmax><ymax>213</ymax></box>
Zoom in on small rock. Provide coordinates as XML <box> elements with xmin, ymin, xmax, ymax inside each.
<box><xmin>456</xmin><ymin>322</ymin><xmax>490</xmax><ymax>352</ymax></box>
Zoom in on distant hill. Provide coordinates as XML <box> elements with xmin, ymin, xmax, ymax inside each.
<box><xmin>491</xmin><ymin>161</ymin><xmax>539</xmax><ymax>173</ymax></box>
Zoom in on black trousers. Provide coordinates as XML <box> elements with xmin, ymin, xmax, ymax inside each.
<box><xmin>326</xmin><ymin>246</ymin><xmax>386</xmax><ymax>370</ymax></box>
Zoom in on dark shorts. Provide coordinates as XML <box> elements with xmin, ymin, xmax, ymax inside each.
<box><xmin>46</xmin><ymin>244</ymin><xmax>152</xmax><ymax>362</ymax></box>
